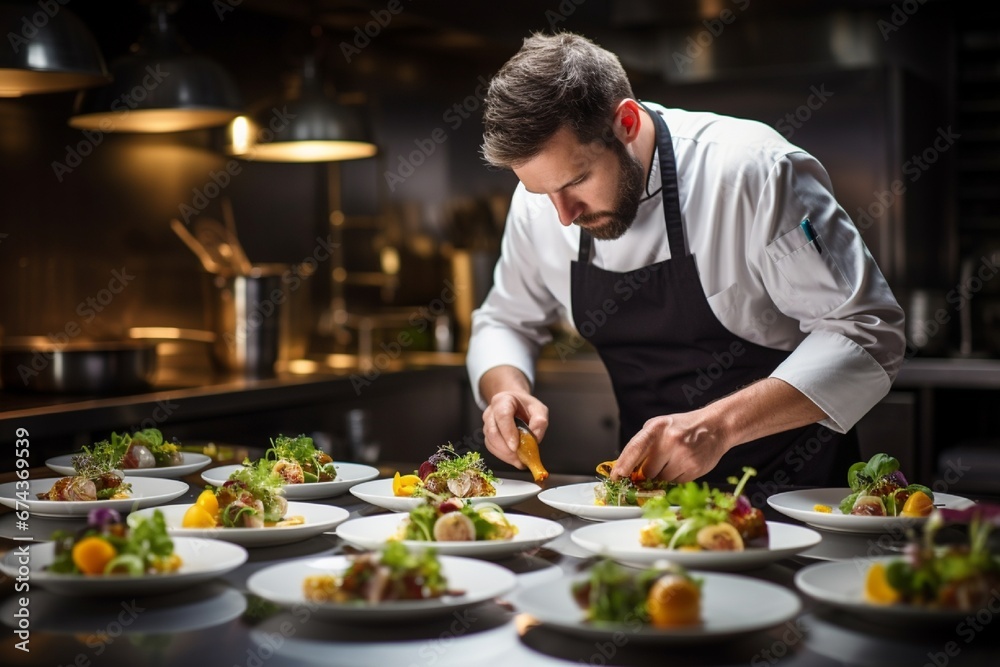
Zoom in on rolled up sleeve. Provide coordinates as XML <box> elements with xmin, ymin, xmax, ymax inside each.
<box><xmin>752</xmin><ymin>153</ymin><xmax>906</xmax><ymax>432</ymax></box>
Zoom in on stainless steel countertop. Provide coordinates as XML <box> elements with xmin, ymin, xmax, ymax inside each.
<box><xmin>3</xmin><ymin>468</ymin><xmax>998</xmax><ymax>667</ymax></box>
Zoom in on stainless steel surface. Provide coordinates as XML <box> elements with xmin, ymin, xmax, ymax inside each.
<box><xmin>0</xmin><ymin>337</ymin><xmax>156</xmax><ymax>394</ymax></box>
<box><xmin>209</xmin><ymin>266</ymin><xmax>287</xmax><ymax>378</ymax></box>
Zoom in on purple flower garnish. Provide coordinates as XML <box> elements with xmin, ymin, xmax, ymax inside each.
<box><xmin>885</xmin><ymin>470</ymin><xmax>908</xmax><ymax>487</ymax></box>
<box><xmin>87</xmin><ymin>507</ymin><xmax>122</xmax><ymax>529</ymax></box>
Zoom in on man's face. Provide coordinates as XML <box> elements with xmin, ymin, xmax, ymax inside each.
<box><xmin>513</xmin><ymin>126</ymin><xmax>645</xmax><ymax>241</ymax></box>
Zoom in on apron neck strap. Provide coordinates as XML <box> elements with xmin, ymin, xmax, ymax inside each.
<box><xmin>576</xmin><ymin>104</ymin><xmax>688</xmax><ymax>261</ymax></box>
<box><xmin>643</xmin><ymin>104</ymin><xmax>687</xmax><ymax>258</ymax></box>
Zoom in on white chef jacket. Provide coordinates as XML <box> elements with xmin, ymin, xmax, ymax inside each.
<box><xmin>467</xmin><ymin>103</ymin><xmax>906</xmax><ymax>434</ymax></box>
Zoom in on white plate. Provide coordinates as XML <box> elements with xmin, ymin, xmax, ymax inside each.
<box><xmin>46</xmin><ymin>452</ymin><xmax>213</xmax><ymax>478</ymax></box>
<box><xmin>0</xmin><ymin>536</ymin><xmax>247</xmax><ymax>596</ymax></box>
<box><xmin>569</xmin><ymin>520</ymin><xmax>821</xmax><ymax>571</ymax></box>
<box><xmin>335</xmin><ymin>512</ymin><xmax>564</xmax><ymax>558</ymax></box>
<box><xmin>129</xmin><ymin>501</ymin><xmax>350</xmax><ymax>547</ymax></box>
<box><xmin>516</xmin><ymin>569</ymin><xmax>801</xmax><ymax>643</ymax></box>
<box><xmin>1</xmin><ymin>585</ymin><xmax>246</xmax><ymax>634</ymax></box>
<box><xmin>348</xmin><ymin>477</ymin><xmax>542</xmax><ymax>512</ymax></box>
<box><xmin>201</xmin><ymin>462</ymin><xmax>380</xmax><ymax>499</ymax></box>
<box><xmin>536</xmin><ymin>482</ymin><xmax>645</xmax><ymax>521</ymax></box>
<box><xmin>0</xmin><ymin>478</ymin><xmax>189</xmax><ymax>518</ymax></box>
<box><xmin>767</xmin><ymin>489</ymin><xmax>976</xmax><ymax>534</ymax></box>
<box><xmin>795</xmin><ymin>557</ymin><xmax>975</xmax><ymax>623</ymax></box>
<box><xmin>247</xmin><ymin>554</ymin><xmax>517</xmax><ymax>621</ymax></box>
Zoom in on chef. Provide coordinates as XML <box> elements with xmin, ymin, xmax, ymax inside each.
<box><xmin>467</xmin><ymin>32</ymin><xmax>906</xmax><ymax>485</ymax></box>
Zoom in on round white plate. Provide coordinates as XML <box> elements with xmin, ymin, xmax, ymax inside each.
<box><xmin>516</xmin><ymin>569</ymin><xmax>801</xmax><ymax>643</ymax></box>
<box><xmin>348</xmin><ymin>477</ymin><xmax>542</xmax><ymax>512</ymax></box>
<box><xmin>0</xmin><ymin>478</ymin><xmax>189</xmax><ymax>518</ymax></box>
<box><xmin>767</xmin><ymin>489</ymin><xmax>976</xmax><ymax>534</ymax></box>
<box><xmin>795</xmin><ymin>557</ymin><xmax>975</xmax><ymax>623</ymax></box>
<box><xmin>201</xmin><ymin>462</ymin><xmax>380</xmax><ymax>500</ymax></box>
<box><xmin>0</xmin><ymin>536</ymin><xmax>247</xmax><ymax>596</ymax></box>
<box><xmin>537</xmin><ymin>482</ymin><xmax>645</xmax><ymax>521</ymax></box>
<box><xmin>1</xmin><ymin>585</ymin><xmax>246</xmax><ymax>634</ymax></box>
<box><xmin>46</xmin><ymin>452</ymin><xmax>213</xmax><ymax>478</ymax></box>
<box><xmin>129</xmin><ymin>501</ymin><xmax>350</xmax><ymax>547</ymax></box>
<box><xmin>570</xmin><ymin>520</ymin><xmax>821</xmax><ymax>571</ymax></box>
<box><xmin>247</xmin><ymin>554</ymin><xmax>517</xmax><ymax>621</ymax></box>
<box><xmin>335</xmin><ymin>512</ymin><xmax>564</xmax><ymax>558</ymax></box>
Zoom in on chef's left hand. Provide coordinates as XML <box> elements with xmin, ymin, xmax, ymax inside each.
<box><xmin>610</xmin><ymin>412</ymin><xmax>731</xmax><ymax>483</ymax></box>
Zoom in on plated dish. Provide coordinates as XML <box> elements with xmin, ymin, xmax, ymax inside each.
<box><xmin>335</xmin><ymin>512</ymin><xmax>564</xmax><ymax>558</ymax></box>
<box><xmin>0</xmin><ymin>538</ymin><xmax>246</xmax><ymax>596</ymax></box>
<box><xmin>0</xmin><ymin>478</ymin><xmax>189</xmax><ymax>518</ymax></box>
<box><xmin>570</xmin><ymin>519</ymin><xmax>821</xmax><ymax>571</ymax></box>
<box><xmin>767</xmin><ymin>489</ymin><xmax>976</xmax><ymax>534</ymax></box>
<box><xmin>247</xmin><ymin>549</ymin><xmax>517</xmax><ymax>621</ymax></box>
<box><xmin>797</xmin><ymin>504</ymin><xmax>1000</xmax><ymax>621</ymax></box>
<box><xmin>202</xmin><ymin>462</ymin><xmax>379</xmax><ymax>500</ymax></box>
<box><xmin>537</xmin><ymin>483</ymin><xmax>645</xmax><ymax>521</ymax></box>
<box><xmin>349</xmin><ymin>477</ymin><xmax>541</xmax><ymax>512</ymax></box>
<box><xmin>130</xmin><ymin>501</ymin><xmax>349</xmax><ymax>547</ymax></box>
<box><xmin>46</xmin><ymin>452</ymin><xmax>212</xmax><ymax>479</ymax></box>
<box><xmin>515</xmin><ymin>566</ymin><xmax>801</xmax><ymax>643</ymax></box>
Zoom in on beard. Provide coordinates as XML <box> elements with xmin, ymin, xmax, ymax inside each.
<box><xmin>575</xmin><ymin>143</ymin><xmax>645</xmax><ymax>241</ymax></box>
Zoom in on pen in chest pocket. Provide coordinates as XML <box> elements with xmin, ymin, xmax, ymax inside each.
<box><xmin>800</xmin><ymin>218</ymin><xmax>822</xmax><ymax>255</ymax></box>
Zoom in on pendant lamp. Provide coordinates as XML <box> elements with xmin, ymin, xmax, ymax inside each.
<box><xmin>0</xmin><ymin>2</ymin><xmax>109</xmax><ymax>97</ymax></box>
<box><xmin>68</xmin><ymin>1</ymin><xmax>241</xmax><ymax>133</ymax></box>
<box><xmin>235</xmin><ymin>55</ymin><xmax>376</xmax><ymax>162</ymax></box>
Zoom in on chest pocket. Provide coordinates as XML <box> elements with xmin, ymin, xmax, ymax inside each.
<box><xmin>766</xmin><ymin>223</ymin><xmax>851</xmax><ymax>318</ymax></box>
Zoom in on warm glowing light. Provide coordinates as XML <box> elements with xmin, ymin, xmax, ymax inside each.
<box><xmin>228</xmin><ymin>115</ymin><xmax>251</xmax><ymax>154</ymax></box>
<box><xmin>380</xmin><ymin>247</ymin><xmax>400</xmax><ymax>275</ymax></box>
<box><xmin>69</xmin><ymin>109</ymin><xmax>240</xmax><ymax>133</ymax></box>
<box><xmin>240</xmin><ymin>140</ymin><xmax>377</xmax><ymax>162</ymax></box>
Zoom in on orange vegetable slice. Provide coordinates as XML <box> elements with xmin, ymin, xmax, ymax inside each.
<box><xmin>72</xmin><ymin>536</ymin><xmax>117</xmax><ymax>575</ymax></box>
<box><xmin>863</xmin><ymin>562</ymin><xmax>900</xmax><ymax>605</ymax></box>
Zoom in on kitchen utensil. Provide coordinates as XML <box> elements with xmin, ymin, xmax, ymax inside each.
<box><xmin>221</xmin><ymin>197</ymin><xmax>253</xmax><ymax>275</ymax></box>
<box><xmin>170</xmin><ymin>218</ymin><xmax>225</xmax><ymax>274</ymax></box>
<box><xmin>208</xmin><ymin>265</ymin><xmax>287</xmax><ymax>378</ymax></box>
<box><xmin>0</xmin><ymin>336</ymin><xmax>157</xmax><ymax>394</ymax></box>
<box><xmin>193</xmin><ymin>217</ymin><xmax>243</xmax><ymax>276</ymax></box>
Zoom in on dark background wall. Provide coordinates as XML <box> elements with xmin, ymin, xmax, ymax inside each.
<box><xmin>2</xmin><ymin>0</ymin><xmax>993</xmax><ymax>361</ymax></box>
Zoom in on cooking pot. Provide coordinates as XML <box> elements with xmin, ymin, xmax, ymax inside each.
<box><xmin>0</xmin><ymin>336</ymin><xmax>157</xmax><ymax>394</ymax></box>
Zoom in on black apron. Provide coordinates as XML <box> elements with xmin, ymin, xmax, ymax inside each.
<box><xmin>569</xmin><ymin>106</ymin><xmax>858</xmax><ymax>486</ymax></box>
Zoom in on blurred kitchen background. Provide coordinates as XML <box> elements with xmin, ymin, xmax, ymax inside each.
<box><xmin>1</xmin><ymin>0</ymin><xmax>999</xmax><ymax>489</ymax></box>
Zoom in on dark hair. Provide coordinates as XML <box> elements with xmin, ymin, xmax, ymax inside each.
<box><xmin>481</xmin><ymin>32</ymin><xmax>635</xmax><ymax>169</ymax></box>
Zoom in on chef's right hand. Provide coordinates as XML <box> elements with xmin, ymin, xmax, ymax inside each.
<box><xmin>482</xmin><ymin>390</ymin><xmax>549</xmax><ymax>469</ymax></box>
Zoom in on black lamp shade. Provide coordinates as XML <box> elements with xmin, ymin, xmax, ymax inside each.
<box><xmin>70</xmin><ymin>52</ymin><xmax>242</xmax><ymax>133</ymax></box>
<box><xmin>244</xmin><ymin>92</ymin><xmax>377</xmax><ymax>162</ymax></box>
<box><xmin>0</xmin><ymin>3</ymin><xmax>109</xmax><ymax>96</ymax></box>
